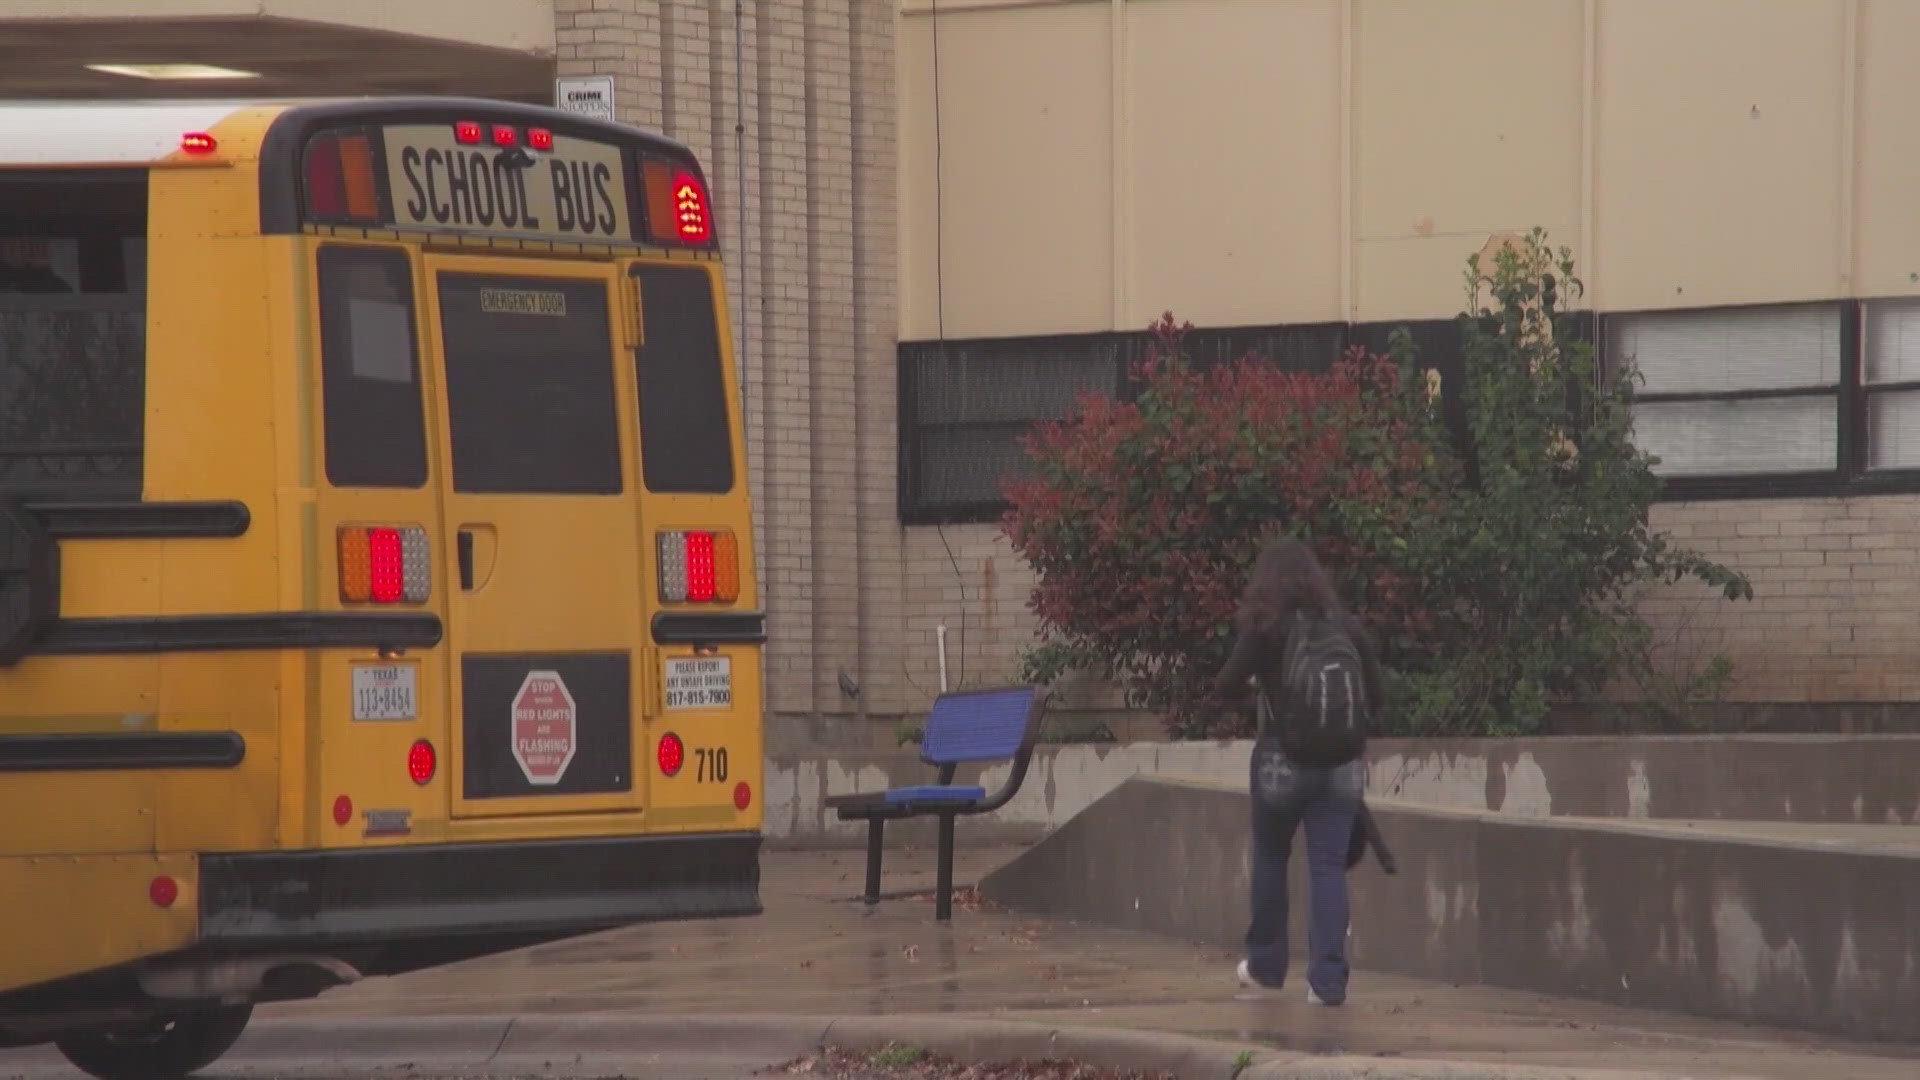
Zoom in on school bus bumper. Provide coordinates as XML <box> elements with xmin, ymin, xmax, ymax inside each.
<box><xmin>0</xmin><ymin>832</ymin><xmax>759</xmax><ymax>1025</ymax></box>
<box><xmin>197</xmin><ymin>831</ymin><xmax>762</xmax><ymax>950</ymax></box>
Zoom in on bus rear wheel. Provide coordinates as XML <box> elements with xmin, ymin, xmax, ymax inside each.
<box><xmin>54</xmin><ymin>1005</ymin><xmax>252</xmax><ymax>1080</ymax></box>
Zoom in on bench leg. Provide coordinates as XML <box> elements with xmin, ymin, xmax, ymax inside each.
<box><xmin>935</xmin><ymin>812</ymin><xmax>956</xmax><ymax>922</ymax></box>
<box><xmin>864</xmin><ymin>818</ymin><xmax>885</xmax><ymax>905</ymax></box>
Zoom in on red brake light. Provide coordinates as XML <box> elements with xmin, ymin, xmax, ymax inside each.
<box><xmin>528</xmin><ymin>127</ymin><xmax>554</xmax><ymax>151</ymax></box>
<box><xmin>180</xmin><ymin>132</ymin><xmax>217</xmax><ymax>155</ymax></box>
<box><xmin>491</xmin><ymin>124</ymin><xmax>517</xmax><ymax>147</ymax></box>
<box><xmin>671</xmin><ymin>169</ymin><xmax>712</xmax><ymax>243</ymax></box>
<box><xmin>733</xmin><ymin>782</ymin><xmax>752</xmax><ymax>811</ymax></box>
<box><xmin>657</xmin><ymin>732</ymin><xmax>685</xmax><ymax>777</ymax></box>
<box><xmin>339</xmin><ymin>525</ymin><xmax>430</xmax><ymax>604</ymax></box>
<box><xmin>685</xmin><ymin>531</ymin><xmax>716</xmax><ymax>602</ymax></box>
<box><xmin>368</xmin><ymin>527</ymin><xmax>404</xmax><ymax>604</ymax></box>
<box><xmin>454</xmin><ymin>121</ymin><xmax>483</xmax><ymax>145</ymax></box>
<box><xmin>332</xmin><ymin>795</ymin><xmax>353</xmax><ymax>827</ymax></box>
<box><xmin>408</xmin><ymin>740</ymin><xmax>437</xmax><ymax>785</ymax></box>
<box><xmin>149</xmin><ymin>875</ymin><xmax>179</xmax><ymax>909</ymax></box>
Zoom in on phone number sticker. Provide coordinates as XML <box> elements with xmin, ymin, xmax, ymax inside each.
<box><xmin>664</xmin><ymin>655</ymin><xmax>731</xmax><ymax>712</ymax></box>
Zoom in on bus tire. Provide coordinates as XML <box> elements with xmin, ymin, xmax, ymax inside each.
<box><xmin>54</xmin><ymin>1005</ymin><xmax>252</xmax><ymax>1080</ymax></box>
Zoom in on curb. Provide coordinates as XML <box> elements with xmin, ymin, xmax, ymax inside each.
<box><xmin>228</xmin><ymin>1011</ymin><xmax>1740</xmax><ymax>1080</ymax></box>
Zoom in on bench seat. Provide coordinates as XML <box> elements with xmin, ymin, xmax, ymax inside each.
<box><xmin>824</xmin><ymin>686</ymin><xmax>1048</xmax><ymax>920</ymax></box>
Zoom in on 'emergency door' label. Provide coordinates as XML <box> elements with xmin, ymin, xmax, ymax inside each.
<box><xmin>382</xmin><ymin>125</ymin><xmax>630</xmax><ymax>242</ymax></box>
<box><xmin>479</xmin><ymin>288</ymin><xmax>567</xmax><ymax>317</ymax></box>
<box><xmin>664</xmin><ymin>656</ymin><xmax>732</xmax><ymax>711</ymax></box>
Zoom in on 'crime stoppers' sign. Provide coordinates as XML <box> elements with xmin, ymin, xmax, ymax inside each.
<box><xmin>511</xmin><ymin>670</ymin><xmax>577</xmax><ymax>786</ymax></box>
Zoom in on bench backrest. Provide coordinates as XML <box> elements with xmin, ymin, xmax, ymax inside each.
<box><xmin>919</xmin><ymin>686</ymin><xmax>1040</xmax><ymax>766</ymax></box>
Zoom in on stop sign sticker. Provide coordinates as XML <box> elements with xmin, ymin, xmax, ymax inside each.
<box><xmin>511</xmin><ymin>670</ymin><xmax>576</xmax><ymax>786</ymax></box>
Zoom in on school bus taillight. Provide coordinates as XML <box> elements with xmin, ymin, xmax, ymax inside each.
<box><xmin>338</xmin><ymin>525</ymin><xmax>431</xmax><ymax>605</ymax></box>
<box><xmin>657</xmin><ymin>732</ymin><xmax>684</xmax><ymax>777</ymax></box>
<box><xmin>408</xmin><ymin>740</ymin><xmax>437</xmax><ymax>785</ymax></box>
<box><xmin>657</xmin><ymin>529</ymin><xmax>738</xmax><ymax>604</ymax></box>
<box><xmin>640</xmin><ymin>161</ymin><xmax>713</xmax><ymax>245</ymax></box>
<box><xmin>302</xmin><ymin>132</ymin><xmax>380</xmax><ymax>223</ymax></box>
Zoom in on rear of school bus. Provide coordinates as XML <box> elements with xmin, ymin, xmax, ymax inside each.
<box><xmin>0</xmin><ymin>98</ymin><xmax>762</xmax><ymax>1075</ymax></box>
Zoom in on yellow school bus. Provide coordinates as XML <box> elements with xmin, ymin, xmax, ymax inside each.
<box><xmin>0</xmin><ymin>97</ymin><xmax>763</xmax><ymax>1078</ymax></box>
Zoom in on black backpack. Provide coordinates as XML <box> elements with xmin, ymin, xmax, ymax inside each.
<box><xmin>1256</xmin><ymin>610</ymin><xmax>1370</xmax><ymax>767</ymax></box>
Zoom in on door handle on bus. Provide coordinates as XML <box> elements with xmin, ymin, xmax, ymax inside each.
<box><xmin>457</xmin><ymin>529</ymin><xmax>475</xmax><ymax>591</ymax></box>
<box><xmin>455</xmin><ymin>524</ymin><xmax>497</xmax><ymax>591</ymax></box>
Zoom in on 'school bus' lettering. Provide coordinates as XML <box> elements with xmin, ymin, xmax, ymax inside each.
<box><xmin>382</xmin><ymin>125</ymin><xmax>630</xmax><ymax>242</ymax></box>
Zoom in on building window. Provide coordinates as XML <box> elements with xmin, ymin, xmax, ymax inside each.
<box><xmin>899</xmin><ymin>335</ymin><xmax>1127</xmax><ymax>523</ymax></box>
<box><xmin>897</xmin><ymin>323</ymin><xmax>1362</xmax><ymax>523</ymax></box>
<box><xmin>1603</xmin><ymin>304</ymin><xmax>1843</xmax><ymax>479</ymax></box>
<box><xmin>1864</xmin><ymin>299</ymin><xmax>1920</xmax><ymax>472</ymax></box>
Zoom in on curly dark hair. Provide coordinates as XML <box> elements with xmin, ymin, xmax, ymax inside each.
<box><xmin>1234</xmin><ymin>538</ymin><xmax>1345</xmax><ymax>639</ymax></box>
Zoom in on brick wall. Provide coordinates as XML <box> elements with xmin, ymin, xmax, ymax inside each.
<box><xmin>1643</xmin><ymin>498</ymin><xmax>1920</xmax><ymax>704</ymax></box>
<box><xmin>554</xmin><ymin>0</ymin><xmax>904</xmax><ymax>740</ymax></box>
<box><xmin>898</xmin><ymin>500</ymin><xmax>1920</xmax><ymax>731</ymax></box>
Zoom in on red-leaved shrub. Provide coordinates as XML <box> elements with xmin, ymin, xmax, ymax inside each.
<box><xmin>1002</xmin><ymin>314</ymin><xmax>1455</xmax><ymax>738</ymax></box>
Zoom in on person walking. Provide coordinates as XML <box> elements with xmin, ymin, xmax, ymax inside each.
<box><xmin>1215</xmin><ymin>538</ymin><xmax>1383</xmax><ymax>1006</ymax></box>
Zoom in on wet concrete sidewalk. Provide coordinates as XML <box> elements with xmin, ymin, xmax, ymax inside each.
<box><xmin>271</xmin><ymin>846</ymin><xmax>1919</xmax><ymax>1080</ymax></box>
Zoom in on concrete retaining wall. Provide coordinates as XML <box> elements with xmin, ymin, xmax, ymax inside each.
<box><xmin>979</xmin><ymin>776</ymin><xmax>1920</xmax><ymax>1043</ymax></box>
<box><xmin>763</xmin><ymin>735</ymin><xmax>1920</xmax><ymax>848</ymax></box>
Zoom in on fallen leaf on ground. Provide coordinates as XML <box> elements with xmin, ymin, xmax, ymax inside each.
<box><xmin>763</xmin><ymin>1045</ymin><xmax>1180</xmax><ymax>1080</ymax></box>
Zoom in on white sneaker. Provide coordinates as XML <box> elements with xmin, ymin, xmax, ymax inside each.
<box><xmin>1236</xmin><ymin>959</ymin><xmax>1278</xmax><ymax>991</ymax></box>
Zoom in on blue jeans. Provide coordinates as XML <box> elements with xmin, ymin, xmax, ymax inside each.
<box><xmin>1245</xmin><ymin>739</ymin><xmax>1363</xmax><ymax>1002</ymax></box>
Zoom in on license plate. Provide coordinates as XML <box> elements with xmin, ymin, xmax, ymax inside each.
<box><xmin>664</xmin><ymin>655</ymin><xmax>732</xmax><ymax>712</ymax></box>
<box><xmin>352</xmin><ymin>664</ymin><xmax>418</xmax><ymax>721</ymax></box>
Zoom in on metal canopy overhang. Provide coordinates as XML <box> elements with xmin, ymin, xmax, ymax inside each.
<box><xmin>0</xmin><ymin>16</ymin><xmax>554</xmax><ymax>104</ymax></box>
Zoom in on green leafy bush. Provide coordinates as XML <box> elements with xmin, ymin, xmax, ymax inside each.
<box><xmin>1001</xmin><ymin>231</ymin><xmax>1751</xmax><ymax>738</ymax></box>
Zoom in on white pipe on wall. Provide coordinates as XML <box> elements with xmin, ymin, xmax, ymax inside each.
<box><xmin>937</xmin><ymin>622</ymin><xmax>950</xmax><ymax>694</ymax></box>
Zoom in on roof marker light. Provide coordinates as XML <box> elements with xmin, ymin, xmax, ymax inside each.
<box><xmin>528</xmin><ymin>128</ymin><xmax>554</xmax><ymax>151</ymax></box>
<box><xmin>454</xmin><ymin>121</ymin><xmax>483</xmax><ymax>145</ymax></box>
<box><xmin>491</xmin><ymin>124</ymin><xmax>518</xmax><ymax>147</ymax></box>
<box><xmin>180</xmin><ymin>132</ymin><xmax>217</xmax><ymax>155</ymax></box>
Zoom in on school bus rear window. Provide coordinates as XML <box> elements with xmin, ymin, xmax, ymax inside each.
<box><xmin>316</xmin><ymin>245</ymin><xmax>429</xmax><ymax>488</ymax></box>
<box><xmin>438</xmin><ymin>273</ymin><xmax>623</xmax><ymax>495</ymax></box>
<box><xmin>0</xmin><ymin>171</ymin><xmax>147</xmax><ymax>502</ymax></box>
<box><xmin>632</xmin><ymin>264</ymin><xmax>734</xmax><ymax>494</ymax></box>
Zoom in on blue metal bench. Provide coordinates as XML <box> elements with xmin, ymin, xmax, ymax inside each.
<box><xmin>825</xmin><ymin>685</ymin><xmax>1049</xmax><ymax>921</ymax></box>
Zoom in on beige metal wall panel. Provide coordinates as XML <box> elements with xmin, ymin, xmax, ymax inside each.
<box><xmin>1853</xmin><ymin>0</ymin><xmax>1920</xmax><ymax>300</ymax></box>
<box><xmin>1123</xmin><ymin>0</ymin><xmax>1343</xmax><ymax>329</ymax></box>
<box><xmin>0</xmin><ymin>0</ymin><xmax>557</xmax><ymax>53</ymax></box>
<box><xmin>898</xmin><ymin>2</ymin><xmax>1114</xmax><ymax>340</ymax></box>
<box><xmin>1593</xmin><ymin>0</ymin><xmax>1848</xmax><ymax>312</ymax></box>
<box><xmin>1354</xmin><ymin>0</ymin><xmax>1584</xmax><ymax>320</ymax></box>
